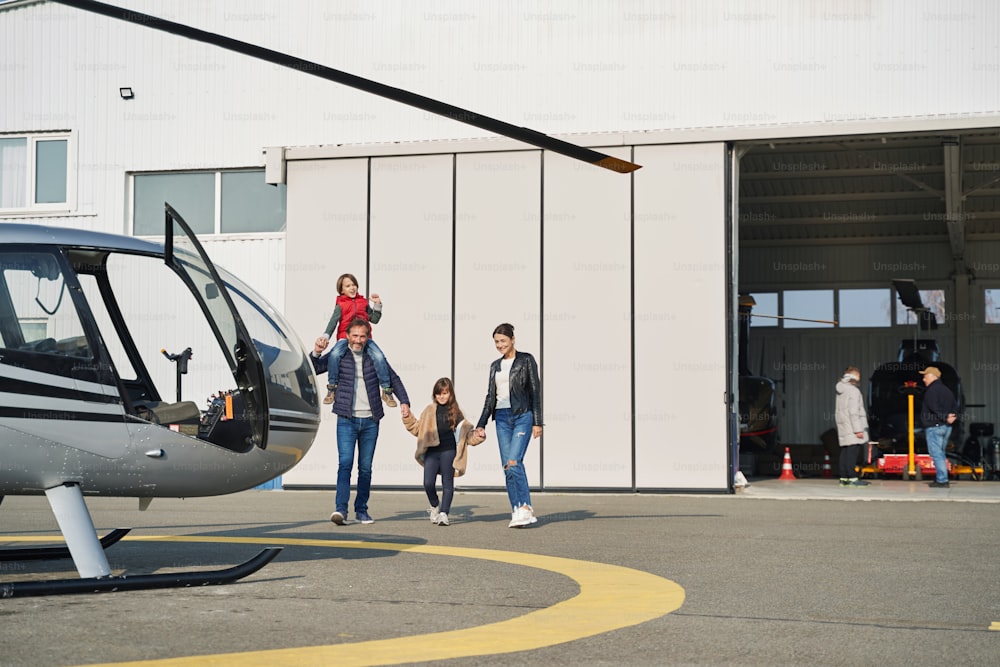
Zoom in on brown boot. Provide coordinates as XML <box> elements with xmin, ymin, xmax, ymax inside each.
<box><xmin>323</xmin><ymin>384</ymin><xmax>336</xmax><ymax>405</ymax></box>
<box><xmin>381</xmin><ymin>388</ymin><xmax>397</xmax><ymax>407</ymax></box>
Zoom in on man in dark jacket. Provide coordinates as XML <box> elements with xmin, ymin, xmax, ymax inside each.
<box><xmin>919</xmin><ymin>366</ymin><xmax>958</xmax><ymax>488</ymax></box>
<box><xmin>312</xmin><ymin>318</ymin><xmax>410</xmax><ymax>524</ymax></box>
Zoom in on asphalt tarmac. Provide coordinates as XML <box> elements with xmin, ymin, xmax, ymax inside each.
<box><xmin>1</xmin><ymin>479</ymin><xmax>999</xmax><ymax>667</ymax></box>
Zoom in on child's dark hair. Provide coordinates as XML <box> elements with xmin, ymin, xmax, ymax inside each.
<box><xmin>492</xmin><ymin>322</ymin><xmax>515</xmax><ymax>338</ymax></box>
<box><xmin>336</xmin><ymin>273</ymin><xmax>359</xmax><ymax>295</ymax></box>
<box><xmin>433</xmin><ymin>377</ymin><xmax>462</xmax><ymax>429</ymax></box>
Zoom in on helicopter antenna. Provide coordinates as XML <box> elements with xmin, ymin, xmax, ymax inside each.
<box><xmin>52</xmin><ymin>0</ymin><xmax>641</xmax><ymax>174</ymax></box>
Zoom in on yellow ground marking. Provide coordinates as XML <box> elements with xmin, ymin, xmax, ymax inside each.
<box><xmin>4</xmin><ymin>534</ymin><xmax>685</xmax><ymax>666</ymax></box>
<box><xmin>991</xmin><ymin>621</ymin><xmax>1000</xmax><ymax>631</ymax></box>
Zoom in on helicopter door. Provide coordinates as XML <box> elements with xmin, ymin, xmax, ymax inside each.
<box><xmin>162</xmin><ymin>204</ymin><xmax>270</xmax><ymax>449</ymax></box>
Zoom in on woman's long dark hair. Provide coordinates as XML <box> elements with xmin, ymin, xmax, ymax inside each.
<box><xmin>433</xmin><ymin>377</ymin><xmax>463</xmax><ymax>429</ymax></box>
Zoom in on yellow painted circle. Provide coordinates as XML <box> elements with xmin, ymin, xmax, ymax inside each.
<box><xmin>9</xmin><ymin>535</ymin><xmax>686</xmax><ymax>666</ymax></box>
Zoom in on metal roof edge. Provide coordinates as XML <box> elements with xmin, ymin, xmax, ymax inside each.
<box><xmin>281</xmin><ymin>113</ymin><xmax>1000</xmax><ymax>161</ymax></box>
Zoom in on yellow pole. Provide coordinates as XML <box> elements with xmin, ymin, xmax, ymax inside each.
<box><xmin>907</xmin><ymin>393</ymin><xmax>916</xmax><ymax>478</ymax></box>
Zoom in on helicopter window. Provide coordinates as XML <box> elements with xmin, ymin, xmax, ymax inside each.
<box><xmin>80</xmin><ymin>252</ymin><xmax>238</xmax><ymax>407</ymax></box>
<box><xmin>0</xmin><ymin>252</ymin><xmax>91</xmax><ymax>358</ymax></box>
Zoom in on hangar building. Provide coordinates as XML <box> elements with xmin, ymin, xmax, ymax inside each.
<box><xmin>2</xmin><ymin>0</ymin><xmax>998</xmax><ymax>491</ymax></box>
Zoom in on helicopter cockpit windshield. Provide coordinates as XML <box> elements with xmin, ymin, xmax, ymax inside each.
<box><xmin>0</xmin><ymin>251</ymin><xmax>92</xmax><ymax>361</ymax></box>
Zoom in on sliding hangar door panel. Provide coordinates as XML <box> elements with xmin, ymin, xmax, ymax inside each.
<box><xmin>542</xmin><ymin>148</ymin><xmax>633</xmax><ymax>488</ymax></box>
<box><xmin>283</xmin><ymin>158</ymin><xmax>369</xmax><ymax>486</ymax></box>
<box><xmin>454</xmin><ymin>151</ymin><xmax>542</xmax><ymax>488</ymax></box>
<box><xmin>634</xmin><ymin>143</ymin><xmax>729</xmax><ymax>490</ymax></box>
<box><xmin>369</xmin><ymin>155</ymin><xmax>455</xmax><ymax>485</ymax></box>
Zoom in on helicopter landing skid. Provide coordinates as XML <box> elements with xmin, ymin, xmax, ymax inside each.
<box><xmin>0</xmin><ymin>528</ymin><xmax>131</xmax><ymax>562</ymax></box>
<box><xmin>0</xmin><ymin>546</ymin><xmax>282</xmax><ymax>598</ymax></box>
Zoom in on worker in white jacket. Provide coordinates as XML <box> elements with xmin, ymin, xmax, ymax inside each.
<box><xmin>834</xmin><ymin>366</ymin><xmax>871</xmax><ymax>487</ymax></box>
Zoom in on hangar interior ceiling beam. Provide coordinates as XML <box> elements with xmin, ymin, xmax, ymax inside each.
<box><xmin>737</xmin><ymin>129</ymin><xmax>1000</xmax><ymax>246</ymax></box>
<box><xmin>942</xmin><ymin>141</ymin><xmax>966</xmax><ymax>263</ymax></box>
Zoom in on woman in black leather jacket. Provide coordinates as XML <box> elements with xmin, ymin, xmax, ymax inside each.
<box><xmin>474</xmin><ymin>323</ymin><xmax>543</xmax><ymax>527</ymax></box>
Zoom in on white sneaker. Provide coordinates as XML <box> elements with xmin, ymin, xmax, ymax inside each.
<box><xmin>524</xmin><ymin>506</ymin><xmax>538</xmax><ymax>524</ymax></box>
<box><xmin>508</xmin><ymin>506</ymin><xmax>531</xmax><ymax>528</ymax></box>
<box><xmin>435</xmin><ymin>512</ymin><xmax>449</xmax><ymax>526</ymax></box>
<box><xmin>428</xmin><ymin>506</ymin><xmax>440</xmax><ymax>523</ymax></box>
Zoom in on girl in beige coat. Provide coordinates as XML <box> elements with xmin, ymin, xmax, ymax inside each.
<box><xmin>401</xmin><ymin>378</ymin><xmax>485</xmax><ymax>525</ymax></box>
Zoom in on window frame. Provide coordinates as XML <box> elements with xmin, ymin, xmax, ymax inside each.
<box><xmin>0</xmin><ymin>131</ymin><xmax>77</xmax><ymax>214</ymax></box>
<box><xmin>128</xmin><ymin>168</ymin><xmax>286</xmax><ymax>239</ymax></box>
<box><xmin>744</xmin><ymin>286</ymin><xmax>952</xmax><ymax>329</ymax></box>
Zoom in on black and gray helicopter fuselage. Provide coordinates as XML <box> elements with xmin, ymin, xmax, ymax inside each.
<box><xmin>0</xmin><ymin>223</ymin><xmax>320</xmax><ymax>498</ymax></box>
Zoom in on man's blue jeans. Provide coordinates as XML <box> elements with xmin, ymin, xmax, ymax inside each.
<box><xmin>494</xmin><ymin>408</ymin><xmax>534</xmax><ymax>510</ymax></box>
<box><xmin>335</xmin><ymin>415</ymin><xmax>380</xmax><ymax>514</ymax></box>
<box><xmin>925</xmin><ymin>424</ymin><xmax>951</xmax><ymax>484</ymax></box>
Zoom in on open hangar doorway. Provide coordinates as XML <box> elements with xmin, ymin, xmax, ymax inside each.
<box><xmin>734</xmin><ymin>127</ymin><xmax>1000</xmax><ymax>479</ymax></box>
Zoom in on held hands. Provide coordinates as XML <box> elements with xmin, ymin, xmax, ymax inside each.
<box><xmin>473</xmin><ymin>426</ymin><xmax>542</xmax><ymax>439</ymax></box>
<box><xmin>399</xmin><ymin>403</ymin><xmax>411</xmax><ymax>419</ymax></box>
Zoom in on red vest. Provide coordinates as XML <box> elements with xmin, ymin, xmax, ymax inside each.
<box><xmin>335</xmin><ymin>294</ymin><xmax>370</xmax><ymax>339</ymax></box>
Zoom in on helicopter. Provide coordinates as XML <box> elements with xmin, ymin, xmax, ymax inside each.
<box><xmin>867</xmin><ymin>279</ymin><xmax>965</xmax><ymax>456</ymax></box>
<box><xmin>0</xmin><ymin>207</ymin><xmax>321</xmax><ymax>596</ymax></box>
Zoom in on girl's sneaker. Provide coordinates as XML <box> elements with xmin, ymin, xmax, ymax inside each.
<box><xmin>429</xmin><ymin>506</ymin><xmax>440</xmax><ymax>523</ymax></box>
<box><xmin>435</xmin><ymin>512</ymin><xmax>449</xmax><ymax>526</ymax></box>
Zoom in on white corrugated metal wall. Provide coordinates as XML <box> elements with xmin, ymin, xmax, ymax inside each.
<box><xmin>282</xmin><ymin>142</ymin><xmax>730</xmax><ymax>491</ymax></box>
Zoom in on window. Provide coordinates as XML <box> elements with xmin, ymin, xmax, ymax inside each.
<box><xmin>748</xmin><ymin>292</ymin><xmax>778</xmax><ymax>327</ymax></box>
<box><xmin>0</xmin><ymin>133</ymin><xmax>73</xmax><ymax>211</ymax></box>
<box><xmin>132</xmin><ymin>169</ymin><xmax>286</xmax><ymax>236</ymax></box>
<box><xmin>782</xmin><ymin>289</ymin><xmax>834</xmax><ymax>328</ymax></box>
<box><xmin>838</xmin><ymin>288</ymin><xmax>891</xmax><ymax>327</ymax></box>
<box><xmin>986</xmin><ymin>289</ymin><xmax>1000</xmax><ymax>324</ymax></box>
<box><xmin>895</xmin><ymin>289</ymin><xmax>945</xmax><ymax>326</ymax></box>
<box><xmin>743</xmin><ymin>287</ymin><xmax>948</xmax><ymax>329</ymax></box>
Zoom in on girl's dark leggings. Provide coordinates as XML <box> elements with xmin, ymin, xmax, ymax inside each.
<box><xmin>424</xmin><ymin>447</ymin><xmax>456</xmax><ymax>513</ymax></box>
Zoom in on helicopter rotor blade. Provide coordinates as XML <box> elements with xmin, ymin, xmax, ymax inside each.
<box><xmin>52</xmin><ymin>0</ymin><xmax>641</xmax><ymax>174</ymax></box>
<box><xmin>892</xmin><ymin>278</ymin><xmax>925</xmax><ymax>310</ymax></box>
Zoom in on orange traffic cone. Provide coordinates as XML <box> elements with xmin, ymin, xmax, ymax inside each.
<box><xmin>778</xmin><ymin>447</ymin><xmax>796</xmax><ymax>480</ymax></box>
<box><xmin>821</xmin><ymin>452</ymin><xmax>833</xmax><ymax>478</ymax></box>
